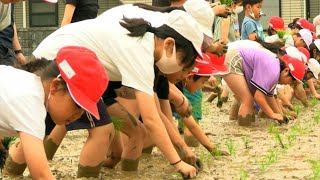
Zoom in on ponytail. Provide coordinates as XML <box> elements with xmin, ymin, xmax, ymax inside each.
<box><xmin>255</xmin><ymin>38</ymin><xmax>284</xmax><ymax>54</ymax></box>
<box><xmin>120</xmin><ymin>16</ymin><xmax>197</xmax><ymax>68</ymax></box>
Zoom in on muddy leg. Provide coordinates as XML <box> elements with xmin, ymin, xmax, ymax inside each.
<box><xmin>229</xmin><ymin>98</ymin><xmax>240</xmax><ymax>120</ymax></box>
<box><xmin>43</xmin><ymin>125</ymin><xmax>67</xmax><ymax>160</ymax></box>
<box><xmin>77</xmin><ymin>124</ymin><xmax>115</xmax><ymax>178</ymax></box>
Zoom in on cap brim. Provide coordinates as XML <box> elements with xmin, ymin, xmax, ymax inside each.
<box><xmin>67</xmin><ymin>83</ymin><xmax>100</xmax><ymax>120</ymax></box>
<box><xmin>199</xmin><ymin>24</ymin><xmax>213</xmax><ymax>39</ymax></box>
<box><xmin>212</xmin><ymin>64</ymin><xmax>228</xmax><ymax>72</ymax></box>
<box><xmin>314</xmin><ymin>73</ymin><xmax>319</xmax><ymax>79</ymax></box>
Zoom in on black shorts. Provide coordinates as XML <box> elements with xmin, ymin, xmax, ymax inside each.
<box><xmin>102</xmin><ymin>81</ymin><xmax>122</xmax><ymax>106</ymax></box>
<box><xmin>0</xmin><ymin>44</ymin><xmax>16</xmax><ymax>66</ymax></box>
<box><xmin>45</xmin><ymin>99</ymin><xmax>112</xmax><ymax>135</ymax></box>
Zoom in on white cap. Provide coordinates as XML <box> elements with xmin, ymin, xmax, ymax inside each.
<box><xmin>308</xmin><ymin>58</ymin><xmax>320</xmax><ymax>79</ymax></box>
<box><xmin>285</xmin><ymin>46</ymin><xmax>306</xmax><ymax>63</ymax></box>
<box><xmin>43</xmin><ymin>0</ymin><xmax>58</xmax><ymax>3</ymax></box>
<box><xmin>314</xmin><ymin>39</ymin><xmax>320</xmax><ymax>52</ymax></box>
<box><xmin>298</xmin><ymin>29</ymin><xmax>313</xmax><ymax>49</ymax></box>
<box><xmin>165</xmin><ymin>10</ymin><xmax>204</xmax><ymax>58</ymax></box>
<box><xmin>313</xmin><ymin>15</ymin><xmax>320</xmax><ymax>26</ymax></box>
<box><xmin>183</xmin><ymin>0</ymin><xmax>214</xmax><ymax>38</ymax></box>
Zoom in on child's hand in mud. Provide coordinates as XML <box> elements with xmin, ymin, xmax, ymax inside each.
<box><xmin>175</xmin><ymin>161</ymin><xmax>198</xmax><ymax>179</ymax></box>
<box><xmin>209</xmin><ymin>147</ymin><xmax>229</xmax><ymax>157</ymax></box>
<box><xmin>176</xmin><ymin>98</ymin><xmax>192</xmax><ymax>118</ymax></box>
<box><xmin>177</xmin><ymin>146</ymin><xmax>198</xmax><ymax>167</ymax></box>
<box><xmin>285</xmin><ymin>111</ymin><xmax>297</xmax><ymax>119</ymax></box>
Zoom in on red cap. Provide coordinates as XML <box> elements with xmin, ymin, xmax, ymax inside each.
<box><xmin>192</xmin><ymin>56</ymin><xmax>218</xmax><ymax>76</ymax></box>
<box><xmin>296</xmin><ymin>47</ymin><xmax>310</xmax><ymax>62</ymax></box>
<box><xmin>308</xmin><ymin>22</ymin><xmax>315</xmax><ymax>33</ymax></box>
<box><xmin>269</xmin><ymin>16</ymin><xmax>285</xmax><ymax>31</ymax></box>
<box><xmin>204</xmin><ymin>52</ymin><xmax>228</xmax><ymax>72</ymax></box>
<box><xmin>56</xmin><ymin>46</ymin><xmax>109</xmax><ymax>120</ymax></box>
<box><xmin>296</xmin><ymin>18</ymin><xmax>310</xmax><ymax>30</ymax></box>
<box><xmin>282</xmin><ymin>55</ymin><xmax>305</xmax><ymax>82</ymax></box>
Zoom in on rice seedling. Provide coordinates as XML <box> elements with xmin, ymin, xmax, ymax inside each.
<box><xmin>308</xmin><ymin>160</ymin><xmax>320</xmax><ymax>180</ymax></box>
<box><xmin>309</xmin><ymin>97</ymin><xmax>319</xmax><ymax>108</ymax></box>
<box><xmin>241</xmin><ymin>136</ymin><xmax>250</xmax><ymax>149</ymax></box>
<box><xmin>0</xmin><ymin>137</ymin><xmax>17</xmax><ymax>172</ymax></box>
<box><xmin>287</xmin><ymin>131</ymin><xmax>297</xmax><ymax>147</ymax></box>
<box><xmin>111</xmin><ymin>117</ymin><xmax>124</xmax><ymax>131</ymax></box>
<box><xmin>313</xmin><ymin>112</ymin><xmax>320</xmax><ymax>124</ymax></box>
<box><xmin>239</xmin><ymin>166</ymin><xmax>249</xmax><ymax>180</ymax></box>
<box><xmin>225</xmin><ymin>139</ymin><xmax>236</xmax><ymax>156</ymax></box>
<box><xmin>268</xmin><ymin>124</ymin><xmax>285</xmax><ymax>148</ymax></box>
<box><xmin>210</xmin><ymin>143</ymin><xmax>223</xmax><ymax>159</ymax></box>
<box><xmin>293</xmin><ymin>105</ymin><xmax>301</xmax><ymax>116</ymax></box>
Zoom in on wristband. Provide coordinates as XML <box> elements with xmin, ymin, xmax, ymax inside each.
<box><xmin>14</xmin><ymin>50</ymin><xmax>22</xmax><ymax>54</ymax></box>
<box><xmin>170</xmin><ymin>159</ymin><xmax>182</xmax><ymax>166</ymax></box>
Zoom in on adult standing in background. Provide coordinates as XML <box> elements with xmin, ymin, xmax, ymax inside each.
<box><xmin>0</xmin><ymin>3</ymin><xmax>26</xmax><ymax>66</ymax></box>
<box><xmin>61</xmin><ymin>0</ymin><xmax>99</xmax><ymax>26</ymax></box>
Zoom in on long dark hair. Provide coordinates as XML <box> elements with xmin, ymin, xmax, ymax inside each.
<box><xmin>255</xmin><ymin>38</ymin><xmax>284</xmax><ymax>54</ymax></box>
<box><xmin>120</xmin><ymin>16</ymin><xmax>196</xmax><ymax>68</ymax></box>
<box><xmin>133</xmin><ymin>3</ymin><xmax>185</xmax><ymax>13</ymax></box>
<box><xmin>309</xmin><ymin>42</ymin><xmax>320</xmax><ymax>58</ymax></box>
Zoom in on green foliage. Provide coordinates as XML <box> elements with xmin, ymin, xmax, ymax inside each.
<box><xmin>277</xmin><ymin>30</ymin><xmax>288</xmax><ymax>39</ymax></box>
<box><xmin>220</xmin><ymin>0</ymin><xmax>233</xmax><ymax>6</ymax></box>
<box><xmin>268</xmin><ymin>123</ymin><xmax>285</xmax><ymax>148</ymax></box>
<box><xmin>314</xmin><ymin>112</ymin><xmax>320</xmax><ymax>124</ymax></box>
<box><xmin>309</xmin><ymin>160</ymin><xmax>320</xmax><ymax>180</ymax></box>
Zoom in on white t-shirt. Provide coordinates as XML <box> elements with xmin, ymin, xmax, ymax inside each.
<box><xmin>0</xmin><ymin>66</ymin><xmax>46</xmax><ymax>140</ymax></box>
<box><xmin>33</xmin><ymin>11</ymin><xmax>155</xmax><ymax>95</ymax></box>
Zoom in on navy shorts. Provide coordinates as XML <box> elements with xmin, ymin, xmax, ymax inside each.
<box><xmin>45</xmin><ymin>99</ymin><xmax>112</xmax><ymax>135</ymax></box>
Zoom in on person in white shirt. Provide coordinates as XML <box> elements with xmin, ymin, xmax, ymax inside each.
<box><xmin>1</xmin><ymin>46</ymin><xmax>108</xmax><ymax>179</ymax></box>
<box><xmin>18</xmin><ymin>10</ymin><xmax>203</xmax><ymax>178</ymax></box>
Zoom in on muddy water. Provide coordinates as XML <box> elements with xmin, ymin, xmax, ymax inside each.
<box><xmin>5</xmin><ymin>95</ymin><xmax>320</xmax><ymax>180</ymax></box>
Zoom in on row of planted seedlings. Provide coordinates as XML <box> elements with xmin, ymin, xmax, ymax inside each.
<box><xmin>240</xmin><ymin>99</ymin><xmax>320</xmax><ymax>179</ymax></box>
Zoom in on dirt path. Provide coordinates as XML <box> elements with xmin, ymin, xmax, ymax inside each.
<box><xmin>6</xmin><ymin>95</ymin><xmax>320</xmax><ymax>180</ymax></box>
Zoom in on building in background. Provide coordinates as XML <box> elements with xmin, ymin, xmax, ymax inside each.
<box><xmin>14</xmin><ymin>0</ymin><xmax>320</xmax><ymax>57</ymax></box>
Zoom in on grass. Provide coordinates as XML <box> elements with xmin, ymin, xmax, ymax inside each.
<box><xmin>211</xmin><ymin>143</ymin><xmax>222</xmax><ymax>159</ymax></box>
<box><xmin>313</xmin><ymin>112</ymin><xmax>320</xmax><ymax>124</ymax></box>
<box><xmin>308</xmin><ymin>160</ymin><xmax>320</xmax><ymax>180</ymax></box>
<box><xmin>225</xmin><ymin>139</ymin><xmax>236</xmax><ymax>156</ymax></box>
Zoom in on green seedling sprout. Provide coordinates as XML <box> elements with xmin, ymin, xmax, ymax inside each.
<box><xmin>172</xmin><ymin>172</ymin><xmax>183</xmax><ymax>179</ymax></box>
<box><xmin>287</xmin><ymin>131</ymin><xmax>297</xmax><ymax>147</ymax></box>
<box><xmin>225</xmin><ymin>139</ymin><xmax>236</xmax><ymax>156</ymax></box>
<box><xmin>309</xmin><ymin>97</ymin><xmax>318</xmax><ymax>108</ymax></box>
<box><xmin>308</xmin><ymin>160</ymin><xmax>320</xmax><ymax>180</ymax></box>
<box><xmin>274</xmin><ymin>130</ymin><xmax>286</xmax><ymax>148</ymax></box>
<box><xmin>313</xmin><ymin>112</ymin><xmax>320</xmax><ymax>124</ymax></box>
<box><xmin>220</xmin><ymin>0</ymin><xmax>233</xmax><ymax>6</ymax></box>
<box><xmin>111</xmin><ymin>117</ymin><xmax>124</xmax><ymax>132</ymax></box>
<box><xmin>268</xmin><ymin>123</ymin><xmax>285</xmax><ymax>148</ymax></box>
<box><xmin>242</xmin><ymin>136</ymin><xmax>250</xmax><ymax>149</ymax></box>
<box><xmin>293</xmin><ymin>105</ymin><xmax>301</xmax><ymax>116</ymax></box>
<box><xmin>239</xmin><ymin>166</ymin><xmax>249</xmax><ymax>180</ymax></box>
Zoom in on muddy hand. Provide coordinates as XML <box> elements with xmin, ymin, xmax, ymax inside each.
<box><xmin>286</xmin><ymin>111</ymin><xmax>297</xmax><ymax>119</ymax></box>
<box><xmin>176</xmin><ymin>161</ymin><xmax>198</xmax><ymax>179</ymax></box>
<box><xmin>271</xmin><ymin>113</ymin><xmax>288</xmax><ymax>124</ymax></box>
<box><xmin>213</xmin><ymin>40</ymin><xmax>227</xmax><ymax>57</ymax></box>
<box><xmin>210</xmin><ymin>147</ymin><xmax>229</xmax><ymax>157</ymax></box>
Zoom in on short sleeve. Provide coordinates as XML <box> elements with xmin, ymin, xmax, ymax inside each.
<box><xmin>243</xmin><ymin>21</ymin><xmax>257</xmax><ymax>38</ymax></box>
<box><xmin>250</xmin><ymin>57</ymin><xmax>280</xmax><ymax>96</ymax></box>
<box><xmin>66</xmin><ymin>0</ymin><xmax>77</xmax><ymax>6</ymax></box>
<box><xmin>5</xmin><ymin>95</ymin><xmax>46</xmax><ymax>140</ymax></box>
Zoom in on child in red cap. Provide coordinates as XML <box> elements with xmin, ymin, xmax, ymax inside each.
<box><xmin>172</xmin><ymin>52</ymin><xmax>228</xmax><ymax>155</ymax></box>
<box><xmin>265</xmin><ymin>16</ymin><xmax>286</xmax><ymax>43</ymax></box>
<box><xmin>1</xmin><ymin>46</ymin><xmax>108</xmax><ymax>179</ymax></box>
